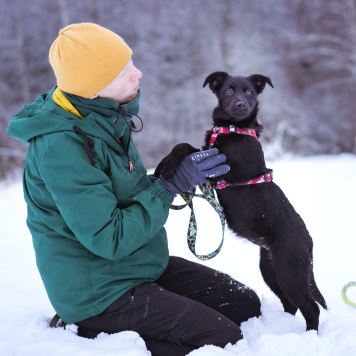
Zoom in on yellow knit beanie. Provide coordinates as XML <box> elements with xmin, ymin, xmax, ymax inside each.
<box><xmin>49</xmin><ymin>23</ymin><xmax>132</xmax><ymax>98</ymax></box>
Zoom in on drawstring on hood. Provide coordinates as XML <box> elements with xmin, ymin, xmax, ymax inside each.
<box><xmin>112</xmin><ymin>108</ymin><xmax>143</xmax><ymax>171</ymax></box>
<box><xmin>118</xmin><ymin>108</ymin><xmax>143</xmax><ymax>133</ymax></box>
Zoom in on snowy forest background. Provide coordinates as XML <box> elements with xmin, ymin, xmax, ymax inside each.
<box><xmin>1</xmin><ymin>0</ymin><xmax>355</xmax><ymax>178</ymax></box>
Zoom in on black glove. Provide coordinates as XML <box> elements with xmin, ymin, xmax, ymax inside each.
<box><xmin>157</xmin><ymin>148</ymin><xmax>229</xmax><ymax>196</ymax></box>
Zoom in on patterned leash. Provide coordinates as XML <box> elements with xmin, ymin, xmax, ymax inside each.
<box><xmin>341</xmin><ymin>281</ymin><xmax>356</xmax><ymax>307</ymax></box>
<box><xmin>170</xmin><ymin>183</ymin><xmax>226</xmax><ymax>261</ymax></box>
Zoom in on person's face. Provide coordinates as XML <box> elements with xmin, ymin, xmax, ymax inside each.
<box><xmin>96</xmin><ymin>60</ymin><xmax>142</xmax><ymax>103</ymax></box>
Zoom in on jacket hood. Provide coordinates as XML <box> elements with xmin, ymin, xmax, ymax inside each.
<box><xmin>7</xmin><ymin>86</ymin><xmax>141</xmax><ymax>144</ymax></box>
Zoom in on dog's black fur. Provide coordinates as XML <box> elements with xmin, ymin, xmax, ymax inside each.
<box><xmin>154</xmin><ymin>71</ymin><xmax>327</xmax><ymax>331</ymax></box>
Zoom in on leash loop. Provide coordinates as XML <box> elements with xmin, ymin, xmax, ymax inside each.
<box><xmin>170</xmin><ymin>184</ymin><xmax>226</xmax><ymax>261</ymax></box>
<box><xmin>170</xmin><ymin>189</ymin><xmax>195</xmax><ymax>211</ymax></box>
<box><xmin>341</xmin><ymin>281</ymin><xmax>356</xmax><ymax>307</ymax></box>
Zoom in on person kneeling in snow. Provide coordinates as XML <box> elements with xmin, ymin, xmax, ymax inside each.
<box><xmin>7</xmin><ymin>22</ymin><xmax>260</xmax><ymax>356</ymax></box>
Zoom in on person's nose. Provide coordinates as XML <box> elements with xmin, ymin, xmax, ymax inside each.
<box><xmin>132</xmin><ymin>66</ymin><xmax>142</xmax><ymax>80</ymax></box>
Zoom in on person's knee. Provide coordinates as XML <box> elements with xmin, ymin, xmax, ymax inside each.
<box><xmin>248</xmin><ymin>288</ymin><xmax>261</xmax><ymax>319</ymax></box>
<box><xmin>217</xmin><ymin>283</ymin><xmax>261</xmax><ymax>325</ymax></box>
<box><xmin>237</xmin><ymin>287</ymin><xmax>261</xmax><ymax>324</ymax></box>
<box><xmin>218</xmin><ymin>323</ymin><xmax>243</xmax><ymax>347</ymax></box>
<box><xmin>174</xmin><ymin>300</ymin><xmax>244</xmax><ymax>349</ymax></box>
<box><xmin>180</xmin><ymin>319</ymin><xmax>243</xmax><ymax>349</ymax></box>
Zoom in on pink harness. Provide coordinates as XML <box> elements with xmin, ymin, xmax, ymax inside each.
<box><xmin>209</xmin><ymin>125</ymin><xmax>258</xmax><ymax>147</ymax></box>
<box><xmin>208</xmin><ymin>125</ymin><xmax>273</xmax><ymax>190</ymax></box>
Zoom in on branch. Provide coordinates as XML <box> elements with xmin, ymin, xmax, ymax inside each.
<box><xmin>304</xmin><ymin>33</ymin><xmax>355</xmax><ymax>50</ymax></box>
<box><xmin>305</xmin><ymin>77</ymin><xmax>356</xmax><ymax>93</ymax></box>
<box><xmin>290</xmin><ymin>46</ymin><xmax>356</xmax><ymax>72</ymax></box>
<box><xmin>299</xmin><ymin>46</ymin><xmax>351</xmax><ymax>59</ymax></box>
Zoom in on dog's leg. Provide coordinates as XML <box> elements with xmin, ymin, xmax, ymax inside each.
<box><xmin>310</xmin><ymin>268</ymin><xmax>328</xmax><ymax>310</ymax></box>
<box><xmin>154</xmin><ymin>143</ymin><xmax>199</xmax><ymax>178</ymax></box>
<box><xmin>259</xmin><ymin>247</ymin><xmax>298</xmax><ymax>315</ymax></box>
<box><xmin>271</xmin><ymin>244</ymin><xmax>321</xmax><ymax>331</ymax></box>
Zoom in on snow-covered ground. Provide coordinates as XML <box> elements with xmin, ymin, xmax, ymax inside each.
<box><xmin>1</xmin><ymin>154</ymin><xmax>356</xmax><ymax>356</ymax></box>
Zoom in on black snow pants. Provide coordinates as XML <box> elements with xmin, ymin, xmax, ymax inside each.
<box><xmin>76</xmin><ymin>256</ymin><xmax>261</xmax><ymax>356</ymax></box>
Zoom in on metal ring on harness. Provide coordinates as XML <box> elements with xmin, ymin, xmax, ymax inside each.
<box><xmin>170</xmin><ymin>184</ymin><xmax>226</xmax><ymax>261</ymax></box>
<box><xmin>341</xmin><ymin>281</ymin><xmax>356</xmax><ymax>307</ymax></box>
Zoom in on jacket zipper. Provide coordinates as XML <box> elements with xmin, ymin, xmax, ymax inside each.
<box><xmin>95</xmin><ymin>119</ymin><xmax>134</xmax><ymax>171</ymax></box>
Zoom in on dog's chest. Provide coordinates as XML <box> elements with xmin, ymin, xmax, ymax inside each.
<box><xmin>215</xmin><ymin>134</ymin><xmax>265</xmax><ymax>170</ymax></box>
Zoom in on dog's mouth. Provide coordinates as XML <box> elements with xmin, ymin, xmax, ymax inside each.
<box><xmin>223</xmin><ymin>106</ymin><xmax>250</xmax><ymax>121</ymax></box>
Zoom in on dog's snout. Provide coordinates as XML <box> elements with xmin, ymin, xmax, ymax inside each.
<box><xmin>236</xmin><ymin>102</ymin><xmax>246</xmax><ymax>109</ymax></box>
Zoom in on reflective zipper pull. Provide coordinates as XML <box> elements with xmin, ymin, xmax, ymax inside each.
<box><xmin>129</xmin><ymin>160</ymin><xmax>134</xmax><ymax>172</ymax></box>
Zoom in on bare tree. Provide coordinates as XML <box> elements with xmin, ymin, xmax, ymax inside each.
<box><xmin>14</xmin><ymin>0</ymin><xmax>31</xmax><ymax>104</ymax></box>
<box><xmin>299</xmin><ymin>0</ymin><xmax>356</xmax><ymax>92</ymax></box>
<box><xmin>277</xmin><ymin>0</ymin><xmax>356</xmax><ymax>155</ymax></box>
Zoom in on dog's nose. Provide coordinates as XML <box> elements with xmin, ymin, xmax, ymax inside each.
<box><xmin>236</xmin><ymin>102</ymin><xmax>246</xmax><ymax>109</ymax></box>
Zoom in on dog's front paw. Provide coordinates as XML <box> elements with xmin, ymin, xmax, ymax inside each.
<box><xmin>154</xmin><ymin>143</ymin><xmax>199</xmax><ymax>178</ymax></box>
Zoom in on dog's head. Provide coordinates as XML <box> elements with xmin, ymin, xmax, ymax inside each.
<box><xmin>203</xmin><ymin>72</ymin><xmax>274</xmax><ymax>123</ymax></box>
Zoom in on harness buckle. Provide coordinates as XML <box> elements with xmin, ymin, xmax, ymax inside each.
<box><xmin>216</xmin><ymin>180</ymin><xmax>228</xmax><ymax>189</ymax></box>
<box><xmin>264</xmin><ymin>172</ymin><xmax>273</xmax><ymax>183</ymax></box>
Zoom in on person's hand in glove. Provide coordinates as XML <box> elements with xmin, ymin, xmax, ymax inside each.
<box><xmin>157</xmin><ymin>148</ymin><xmax>229</xmax><ymax>196</ymax></box>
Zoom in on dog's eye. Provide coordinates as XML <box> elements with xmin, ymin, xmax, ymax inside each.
<box><xmin>225</xmin><ymin>88</ymin><xmax>234</xmax><ymax>95</ymax></box>
<box><xmin>245</xmin><ymin>88</ymin><xmax>252</xmax><ymax>95</ymax></box>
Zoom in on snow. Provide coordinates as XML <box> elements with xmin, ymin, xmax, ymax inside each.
<box><xmin>1</xmin><ymin>154</ymin><xmax>356</xmax><ymax>356</ymax></box>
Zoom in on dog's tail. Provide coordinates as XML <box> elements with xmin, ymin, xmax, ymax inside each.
<box><xmin>310</xmin><ymin>272</ymin><xmax>328</xmax><ymax>310</ymax></box>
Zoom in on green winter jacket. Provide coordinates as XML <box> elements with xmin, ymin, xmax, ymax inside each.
<box><xmin>7</xmin><ymin>87</ymin><xmax>174</xmax><ymax>324</ymax></box>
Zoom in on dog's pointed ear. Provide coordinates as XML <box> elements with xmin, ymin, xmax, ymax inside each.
<box><xmin>203</xmin><ymin>71</ymin><xmax>229</xmax><ymax>94</ymax></box>
<box><xmin>248</xmin><ymin>74</ymin><xmax>274</xmax><ymax>94</ymax></box>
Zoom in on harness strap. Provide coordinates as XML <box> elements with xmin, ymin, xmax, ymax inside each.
<box><xmin>213</xmin><ymin>171</ymin><xmax>273</xmax><ymax>189</ymax></box>
<box><xmin>171</xmin><ymin>184</ymin><xmax>226</xmax><ymax>261</ymax></box>
<box><xmin>210</xmin><ymin>125</ymin><xmax>257</xmax><ymax>147</ymax></box>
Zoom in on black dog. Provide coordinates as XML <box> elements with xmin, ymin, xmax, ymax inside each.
<box><xmin>155</xmin><ymin>71</ymin><xmax>327</xmax><ymax>331</ymax></box>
